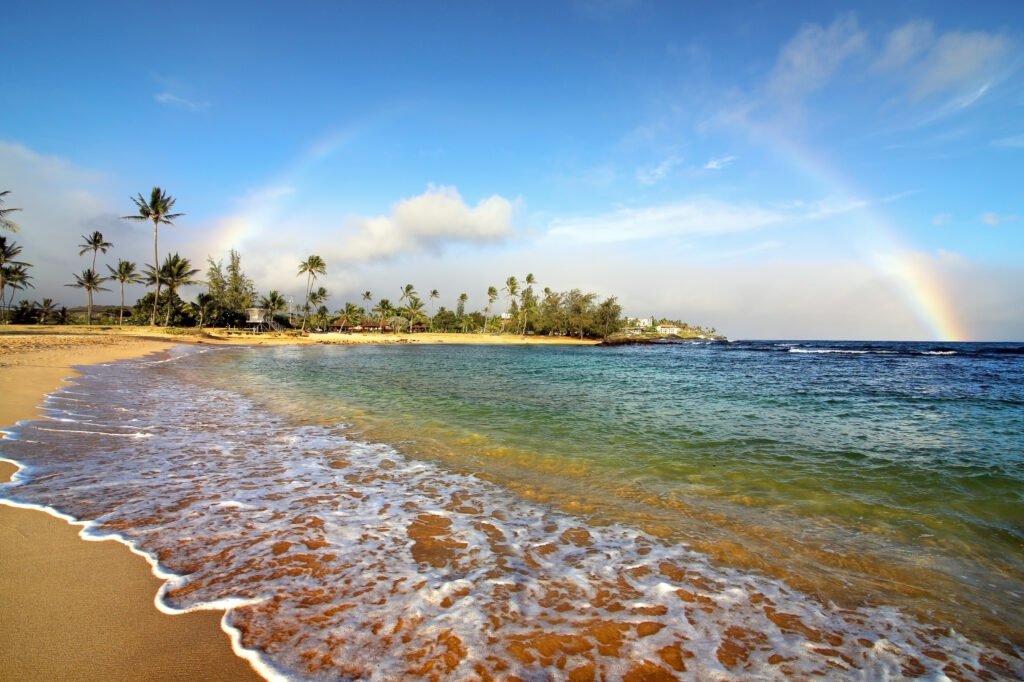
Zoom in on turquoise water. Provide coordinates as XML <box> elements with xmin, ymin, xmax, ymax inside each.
<box><xmin>2</xmin><ymin>340</ymin><xmax>1022</xmax><ymax>679</ymax></box>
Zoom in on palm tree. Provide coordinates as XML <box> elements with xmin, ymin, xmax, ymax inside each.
<box><xmin>3</xmin><ymin>264</ymin><xmax>33</xmax><ymax>322</ymax></box>
<box><xmin>428</xmin><ymin>289</ymin><xmax>440</xmax><ymax>317</ymax></box>
<box><xmin>146</xmin><ymin>253</ymin><xmax>199</xmax><ymax>326</ymax></box>
<box><xmin>0</xmin><ymin>191</ymin><xmax>22</xmax><ymax>232</ymax></box>
<box><xmin>520</xmin><ymin>273</ymin><xmax>536</xmax><ymax>335</ymax></box>
<box><xmin>484</xmin><ymin>285</ymin><xmax>498</xmax><ymax>334</ymax></box>
<box><xmin>66</xmin><ymin>269</ymin><xmax>109</xmax><ymax>325</ymax></box>
<box><xmin>404</xmin><ymin>296</ymin><xmax>426</xmax><ymax>331</ymax></box>
<box><xmin>1</xmin><ymin>237</ymin><xmax>30</xmax><ymax>323</ymax></box>
<box><xmin>78</xmin><ymin>231</ymin><xmax>113</xmax><ymax>273</ymax></box>
<box><xmin>297</xmin><ymin>255</ymin><xmax>326</xmax><ymax>331</ymax></box>
<box><xmin>503</xmin><ymin>276</ymin><xmax>519</xmax><ymax>333</ymax></box>
<box><xmin>123</xmin><ymin>188</ymin><xmax>184</xmax><ymax>326</ymax></box>
<box><xmin>399</xmin><ymin>283</ymin><xmax>417</xmax><ymax>308</ymax></box>
<box><xmin>35</xmin><ymin>298</ymin><xmax>56</xmax><ymax>324</ymax></box>
<box><xmin>260</xmin><ymin>290</ymin><xmax>288</xmax><ymax>327</ymax></box>
<box><xmin>457</xmin><ymin>292</ymin><xmax>469</xmax><ymax>332</ymax></box>
<box><xmin>307</xmin><ymin>286</ymin><xmax>329</xmax><ymax>330</ymax></box>
<box><xmin>335</xmin><ymin>302</ymin><xmax>363</xmax><ymax>328</ymax></box>
<box><xmin>372</xmin><ymin>298</ymin><xmax>394</xmax><ymax>332</ymax></box>
<box><xmin>106</xmin><ymin>260</ymin><xmax>143</xmax><ymax>325</ymax></box>
<box><xmin>362</xmin><ymin>290</ymin><xmax>373</xmax><ymax>306</ymax></box>
<box><xmin>192</xmin><ymin>292</ymin><xmax>215</xmax><ymax>329</ymax></box>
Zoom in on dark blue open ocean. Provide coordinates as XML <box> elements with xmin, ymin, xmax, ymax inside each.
<box><xmin>2</xmin><ymin>339</ymin><xmax>1021</xmax><ymax>679</ymax></box>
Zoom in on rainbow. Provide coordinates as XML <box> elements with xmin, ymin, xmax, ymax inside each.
<box><xmin>206</xmin><ymin>116</ymin><xmax>387</xmax><ymax>258</ymax></box>
<box><xmin>762</xmin><ymin>130</ymin><xmax>968</xmax><ymax>341</ymax></box>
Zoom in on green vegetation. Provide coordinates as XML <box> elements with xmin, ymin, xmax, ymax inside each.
<box><xmin>1</xmin><ymin>189</ymin><xmax>720</xmax><ymax>339</ymax></box>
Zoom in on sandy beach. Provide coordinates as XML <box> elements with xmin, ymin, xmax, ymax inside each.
<box><xmin>0</xmin><ymin>326</ymin><xmax>592</xmax><ymax>681</ymax></box>
<box><xmin>0</xmin><ymin>331</ymin><xmax>265</xmax><ymax>681</ymax></box>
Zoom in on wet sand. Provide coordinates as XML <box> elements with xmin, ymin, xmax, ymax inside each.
<box><xmin>0</xmin><ymin>332</ymin><xmax>263</xmax><ymax>681</ymax></box>
<box><xmin>0</xmin><ymin>326</ymin><xmax>592</xmax><ymax>681</ymax></box>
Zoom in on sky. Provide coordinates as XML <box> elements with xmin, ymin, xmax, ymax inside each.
<box><xmin>2</xmin><ymin>0</ymin><xmax>1022</xmax><ymax>340</ymax></box>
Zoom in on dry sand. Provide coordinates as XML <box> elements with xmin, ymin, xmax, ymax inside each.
<box><xmin>0</xmin><ymin>332</ymin><xmax>263</xmax><ymax>681</ymax></box>
<box><xmin>0</xmin><ymin>326</ymin><xmax>594</xmax><ymax>680</ymax></box>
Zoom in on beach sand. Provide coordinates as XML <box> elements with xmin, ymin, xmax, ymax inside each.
<box><xmin>0</xmin><ymin>326</ymin><xmax>593</xmax><ymax>680</ymax></box>
<box><xmin>0</xmin><ymin>332</ymin><xmax>263</xmax><ymax>681</ymax></box>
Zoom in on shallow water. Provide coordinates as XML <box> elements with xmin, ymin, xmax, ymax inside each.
<box><xmin>1</xmin><ymin>341</ymin><xmax>1022</xmax><ymax>680</ymax></box>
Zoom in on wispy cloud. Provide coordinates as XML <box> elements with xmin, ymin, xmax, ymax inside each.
<box><xmin>546</xmin><ymin>198</ymin><xmax>785</xmax><ymax>244</ymax></box>
<box><xmin>767</xmin><ymin>13</ymin><xmax>866</xmax><ymax>96</ymax></box>
<box><xmin>932</xmin><ymin>213</ymin><xmax>952</xmax><ymax>225</ymax></box>
<box><xmin>875</xmin><ymin>22</ymin><xmax>1012</xmax><ymax>104</ymax></box>
<box><xmin>882</xmin><ymin>190</ymin><xmax>916</xmax><ymax>203</ymax></box>
<box><xmin>979</xmin><ymin>212</ymin><xmax>1018</xmax><ymax>225</ymax></box>
<box><xmin>545</xmin><ymin>192</ymin><xmax>874</xmax><ymax>246</ymax></box>
<box><xmin>992</xmin><ymin>133</ymin><xmax>1024</xmax><ymax>148</ymax></box>
<box><xmin>703</xmin><ymin>155</ymin><xmax>737</xmax><ymax>170</ymax></box>
<box><xmin>155</xmin><ymin>92</ymin><xmax>210</xmax><ymax>112</ymax></box>
<box><xmin>636</xmin><ymin>155</ymin><xmax>683</xmax><ymax>185</ymax></box>
<box><xmin>341</xmin><ymin>185</ymin><xmax>516</xmax><ymax>261</ymax></box>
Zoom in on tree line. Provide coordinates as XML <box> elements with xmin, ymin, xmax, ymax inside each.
<box><xmin>1</xmin><ymin>187</ymin><xmax>628</xmax><ymax>338</ymax></box>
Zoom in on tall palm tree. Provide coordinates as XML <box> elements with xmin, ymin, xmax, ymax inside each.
<box><xmin>1</xmin><ymin>237</ymin><xmax>30</xmax><ymax>323</ymax></box>
<box><xmin>145</xmin><ymin>254</ymin><xmax>199</xmax><ymax>326</ymax></box>
<box><xmin>66</xmin><ymin>269</ymin><xmax>109</xmax><ymax>325</ymax></box>
<box><xmin>428</xmin><ymin>288</ymin><xmax>440</xmax><ymax>317</ymax></box>
<box><xmin>457</xmin><ymin>292</ymin><xmax>469</xmax><ymax>332</ymax></box>
<box><xmin>106</xmin><ymin>259</ymin><xmax>143</xmax><ymax>325</ymax></box>
<box><xmin>0</xmin><ymin>190</ymin><xmax>22</xmax><ymax>232</ymax></box>
<box><xmin>3</xmin><ymin>264</ymin><xmax>33</xmax><ymax>322</ymax></box>
<box><xmin>123</xmin><ymin>188</ymin><xmax>184</xmax><ymax>326</ymax></box>
<box><xmin>297</xmin><ymin>255</ymin><xmax>326</xmax><ymax>331</ymax></box>
<box><xmin>518</xmin><ymin>273</ymin><xmax>537</xmax><ymax>335</ymax></box>
<box><xmin>362</xmin><ymin>290</ymin><xmax>373</xmax><ymax>306</ymax></box>
<box><xmin>78</xmin><ymin>231</ymin><xmax>113</xmax><ymax>272</ymax></box>
<box><xmin>484</xmin><ymin>285</ymin><xmax>498</xmax><ymax>334</ymax></box>
<box><xmin>503</xmin><ymin>276</ymin><xmax>519</xmax><ymax>333</ymax></box>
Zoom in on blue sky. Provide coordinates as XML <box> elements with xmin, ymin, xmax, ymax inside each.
<box><xmin>2</xmin><ymin>0</ymin><xmax>1022</xmax><ymax>339</ymax></box>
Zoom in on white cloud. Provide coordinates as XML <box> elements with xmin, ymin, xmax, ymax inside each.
<box><xmin>875</xmin><ymin>20</ymin><xmax>933</xmax><ymax>71</ymax></box>
<box><xmin>636</xmin><ymin>155</ymin><xmax>683</xmax><ymax>185</ymax></box>
<box><xmin>155</xmin><ymin>92</ymin><xmax>209</xmax><ymax>112</ymax></box>
<box><xmin>768</xmin><ymin>13</ymin><xmax>866</xmax><ymax>95</ymax></box>
<box><xmin>931</xmin><ymin>213</ymin><xmax>952</xmax><ymax>225</ymax></box>
<box><xmin>913</xmin><ymin>31</ymin><xmax>1011</xmax><ymax>100</ymax></box>
<box><xmin>993</xmin><ymin>133</ymin><xmax>1024</xmax><ymax>148</ymax></box>
<box><xmin>979</xmin><ymin>212</ymin><xmax>1018</xmax><ymax>225</ymax></box>
<box><xmin>340</xmin><ymin>185</ymin><xmax>516</xmax><ymax>261</ymax></box>
<box><xmin>545</xmin><ymin>193</ymin><xmax>874</xmax><ymax>246</ymax></box>
<box><xmin>875</xmin><ymin>23</ymin><xmax>1012</xmax><ymax>103</ymax></box>
<box><xmin>703</xmin><ymin>155</ymin><xmax>737</xmax><ymax>170</ymax></box>
<box><xmin>546</xmin><ymin>198</ymin><xmax>786</xmax><ymax>244</ymax></box>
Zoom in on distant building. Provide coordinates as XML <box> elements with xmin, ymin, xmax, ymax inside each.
<box><xmin>656</xmin><ymin>324</ymin><xmax>681</xmax><ymax>335</ymax></box>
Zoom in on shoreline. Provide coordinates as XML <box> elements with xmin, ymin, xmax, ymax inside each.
<box><xmin>0</xmin><ymin>333</ymin><xmax>264</xmax><ymax>681</ymax></box>
<box><xmin>0</xmin><ymin>326</ymin><xmax>592</xmax><ymax>680</ymax></box>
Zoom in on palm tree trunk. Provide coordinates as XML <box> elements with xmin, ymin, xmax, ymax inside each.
<box><xmin>165</xmin><ymin>286</ymin><xmax>173</xmax><ymax>326</ymax></box>
<box><xmin>119</xmin><ymin>282</ymin><xmax>125</xmax><ymax>325</ymax></box>
<box><xmin>150</xmin><ymin>220</ymin><xmax>159</xmax><ymax>326</ymax></box>
<box><xmin>87</xmin><ymin>289</ymin><xmax>93</xmax><ymax>326</ymax></box>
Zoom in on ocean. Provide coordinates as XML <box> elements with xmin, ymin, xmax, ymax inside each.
<box><xmin>1</xmin><ymin>340</ymin><xmax>1022</xmax><ymax>680</ymax></box>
